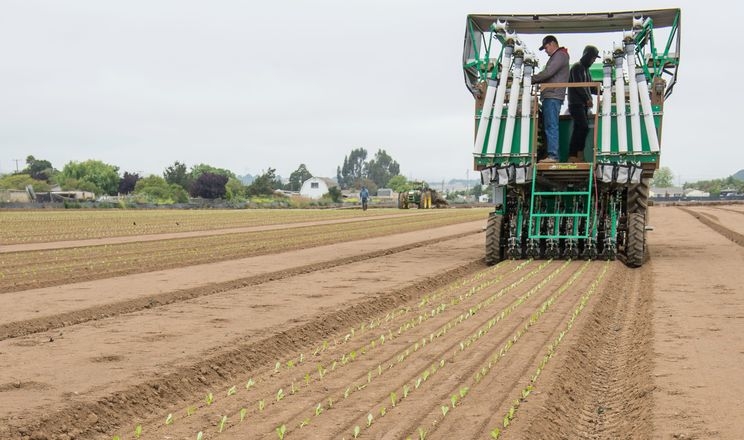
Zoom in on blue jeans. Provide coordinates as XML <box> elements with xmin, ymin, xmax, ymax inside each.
<box><xmin>542</xmin><ymin>98</ymin><xmax>562</xmax><ymax>159</ymax></box>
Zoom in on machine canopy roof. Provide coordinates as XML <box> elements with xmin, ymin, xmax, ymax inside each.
<box><xmin>467</xmin><ymin>9</ymin><xmax>680</xmax><ymax>34</ymax></box>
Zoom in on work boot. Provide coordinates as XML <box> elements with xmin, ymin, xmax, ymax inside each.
<box><xmin>539</xmin><ymin>157</ymin><xmax>558</xmax><ymax>163</ymax></box>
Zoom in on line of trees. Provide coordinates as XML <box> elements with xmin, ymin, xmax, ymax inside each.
<box><xmin>1</xmin><ymin>147</ymin><xmax>417</xmax><ymax>203</ymax></box>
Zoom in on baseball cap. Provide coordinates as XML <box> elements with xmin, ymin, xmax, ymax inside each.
<box><xmin>539</xmin><ymin>35</ymin><xmax>558</xmax><ymax>51</ymax></box>
<box><xmin>583</xmin><ymin>45</ymin><xmax>600</xmax><ymax>59</ymax></box>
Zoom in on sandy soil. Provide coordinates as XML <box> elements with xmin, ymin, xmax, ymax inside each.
<box><xmin>1</xmin><ymin>206</ymin><xmax>743</xmax><ymax>440</ymax></box>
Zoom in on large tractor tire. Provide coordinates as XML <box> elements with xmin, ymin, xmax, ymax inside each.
<box><xmin>625</xmin><ymin>212</ymin><xmax>645</xmax><ymax>267</ymax></box>
<box><xmin>419</xmin><ymin>190</ymin><xmax>431</xmax><ymax>209</ymax></box>
<box><xmin>398</xmin><ymin>192</ymin><xmax>408</xmax><ymax>209</ymax></box>
<box><xmin>627</xmin><ymin>178</ymin><xmax>650</xmax><ymax>215</ymax></box>
<box><xmin>485</xmin><ymin>213</ymin><xmax>505</xmax><ymax>265</ymax></box>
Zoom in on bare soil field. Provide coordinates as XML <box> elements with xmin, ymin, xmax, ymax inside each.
<box><xmin>0</xmin><ymin>206</ymin><xmax>742</xmax><ymax>440</ymax></box>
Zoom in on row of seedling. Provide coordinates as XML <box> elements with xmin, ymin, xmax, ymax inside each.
<box><xmin>402</xmin><ymin>260</ymin><xmax>590</xmax><ymax>438</ymax></box>
<box><xmin>490</xmin><ymin>262</ymin><xmax>608</xmax><ymax>438</ymax></box>
<box><xmin>338</xmin><ymin>261</ymin><xmax>571</xmax><ymax>439</ymax></box>
<box><xmin>111</xmin><ymin>258</ymin><xmax>540</xmax><ymax>439</ymax></box>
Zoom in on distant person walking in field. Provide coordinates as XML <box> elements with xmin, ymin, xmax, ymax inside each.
<box><xmin>359</xmin><ymin>186</ymin><xmax>369</xmax><ymax>211</ymax></box>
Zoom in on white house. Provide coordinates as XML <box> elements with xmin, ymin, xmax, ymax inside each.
<box><xmin>299</xmin><ymin>177</ymin><xmax>338</xmax><ymax>199</ymax></box>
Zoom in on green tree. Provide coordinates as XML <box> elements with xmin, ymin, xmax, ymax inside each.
<box><xmin>134</xmin><ymin>176</ymin><xmax>189</xmax><ymax>203</ymax></box>
<box><xmin>336</xmin><ymin>148</ymin><xmax>367</xmax><ymax>189</ymax></box>
<box><xmin>651</xmin><ymin>166</ymin><xmax>674</xmax><ymax>187</ymax></box>
<box><xmin>59</xmin><ymin>160</ymin><xmax>120</xmax><ymax>195</ymax></box>
<box><xmin>287</xmin><ymin>164</ymin><xmax>313</xmax><ymax>191</ymax></box>
<box><xmin>189</xmin><ymin>163</ymin><xmax>236</xmax><ymax>181</ymax></box>
<box><xmin>163</xmin><ymin>161</ymin><xmax>191</xmax><ymax>190</ymax></box>
<box><xmin>246</xmin><ymin>167</ymin><xmax>282</xmax><ymax>196</ymax></box>
<box><xmin>225</xmin><ymin>177</ymin><xmax>246</xmax><ymax>200</ymax></box>
<box><xmin>472</xmin><ymin>183</ymin><xmax>483</xmax><ymax>199</ymax></box>
<box><xmin>22</xmin><ymin>155</ymin><xmax>56</xmax><ymax>182</ymax></box>
<box><xmin>387</xmin><ymin>175</ymin><xmax>409</xmax><ymax>193</ymax></box>
<box><xmin>365</xmin><ymin>149</ymin><xmax>400</xmax><ymax>189</ymax></box>
<box><xmin>0</xmin><ymin>174</ymin><xmax>51</xmax><ymax>191</ymax></box>
<box><xmin>325</xmin><ymin>186</ymin><xmax>343</xmax><ymax>202</ymax></box>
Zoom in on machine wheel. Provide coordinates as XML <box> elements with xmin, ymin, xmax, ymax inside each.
<box><xmin>627</xmin><ymin>178</ymin><xmax>650</xmax><ymax>215</ymax></box>
<box><xmin>485</xmin><ymin>213</ymin><xmax>505</xmax><ymax>265</ymax></box>
<box><xmin>398</xmin><ymin>192</ymin><xmax>408</xmax><ymax>209</ymax></box>
<box><xmin>419</xmin><ymin>190</ymin><xmax>431</xmax><ymax>209</ymax></box>
<box><xmin>625</xmin><ymin>212</ymin><xmax>645</xmax><ymax>267</ymax></box>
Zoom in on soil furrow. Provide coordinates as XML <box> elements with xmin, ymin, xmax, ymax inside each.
<box><xmin>0</xmin><ymin>229</ymin><xmax>479</xmax><ymax>341</ymax></box>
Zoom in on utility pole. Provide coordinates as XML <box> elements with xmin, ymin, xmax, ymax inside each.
<box><xmin>13</xmin><ymin>158</ymin><xmax>20</xmax><ymax>173</ymax></box>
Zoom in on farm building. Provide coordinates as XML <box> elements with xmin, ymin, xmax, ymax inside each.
<box><xmin>299</xmin><ymin>177</ymin><xmax>338</xmax><ymax>199</ymax></box>
<box><xmin>650</xmin><ymin>187</ymin><xmax>683</xmax><ymax>198</ymax></box>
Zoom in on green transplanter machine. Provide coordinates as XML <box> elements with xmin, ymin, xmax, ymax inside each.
<box><xmin>463</xmin><ymin>9</ymin><xmax>680</xmax><ymax>267</ymax></box>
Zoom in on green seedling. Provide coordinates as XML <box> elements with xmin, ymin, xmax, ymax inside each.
<box><xmin>218</xmin><ymin>415</ymin><xmax>228</xmax><ymax>433</ymax></box>
<box><xmin>300</xmin><ymin>418</ymin><xmax>310</xmax><ymax>428</ymax></box>
<box><xmin>380</xmin><ymin>407</ymin><xmax>386</xmax><ymax>416</ymax></box>
<box><xmin>286</xmin><ymin>360</ymin><xmax>295</xmax><ymax>368</ymax></box>
<box><xmin>186</xmin><ymin>406</ymin><xmax>196</xmax><ymax>417</ymax></box>
<box><xmin>165</xmin><ymin>413</ymin><xmax>173</xmax><ymax>425</ymax></box>
<box><xmin>353</xmin><ymin>425</ymin><xmax>361</xmax><ymax>438</ymax></box>
<box><xmin>113</xmin><ymin>437</ymin><xmax>120</xmax><ymax>440</ymax></box>
<box><xmin>227</xmin><ymin>385</ymin><xmax>237</xmax><ymax>396</ymax></box>
<box><xmin>418</xmin><ymin>427</ymin><xmax>427</xmax><ymax>440</ymax></box>
<box><xmin>276</xmin><ymin>388</ymin><xmax>284</xmax><ymax>401</ymax></box>
<box><xmin>259</xmin><ymin>399</ymin><xmax>265</xmax><ymax>411</ymax></box>
<box><xmin>205</xmin><ymin>392</ymin><xmax>214</xmax><ymax>405</ymax></box>
<box><xmin>490</xmin><ymin>428</ymin><xmax>501</xmax><ymax>438</ymax></box>
<box><xmin>196</xmin><ymin>432</ymin><xmax>203</xmax><ymax>440</ymax></box>
<box><xmin>274</xmin><ymin>362</ymin><xmax>281</xmax><ymax>373</ymax></box>
<box><xmin>403</xmin><ymin>385</ymin><xmax>410</xmax><ymax>398</ymax></box>
<box><xmin>450</xmin><ymin>395</ymin><xmax>458</xmax><ymax>408</ymax></box>
<box><xmin>315</xmin><ymin>402</ymin><xmax>323</xmax><ymax>416</ymax></box>
<box><xmin>367</xmin><ymin>413</ymin><xmax>373</xmax><ymax>427</ymax></box>
<box><xmin>240</xmin><ymin>408</ymin><xmax>247</xmax><ymax>422</ymax></box>
<box><xmin>390</xmin><ymin>392</ymin><xmax>397</xmax><ymax>407</ymax></box>
<box><xmin>276</xmin><ymin>424</ymin><xmax>286</xmax><ymax>440</ymax></box>
<box><xmin>441</xmin><ymin>405</ymin><xmax>449</xmax><ymax>417</ymax></box>
<box><xmin>344</xmin><ymin>387</ymin><xmax>350</xmax><ymax>399</ymax></box>
<box><xmin>245</xmin><ymin>378</ymin><xmax>255</xmax><ymax>389</ymax></box>
<box><xmin>134</xmin><ymin>425</ymin><xmax>142</xmax><ymax>438</ymax></box>
<box><xmin>305</xmin><ymin>372</ymin><xmax>311</xmax><ymax>385</ymax></box>
<box><xmin>291</xmin><ymin>382</ymin><xmax>297</xmax><ymax>394</ymax></box>
<box><xmin>460</xmin><ymin>387</ymin><xmax>470</xmax><ymax>399</ymax></box>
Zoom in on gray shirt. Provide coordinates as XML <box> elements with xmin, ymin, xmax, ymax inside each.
<box><xmin>532</xmin><ymin>47</ymin><xmax>570</xmax><ymax>101</ymax></box>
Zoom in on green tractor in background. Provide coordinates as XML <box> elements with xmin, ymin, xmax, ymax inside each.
<box><xmin>397</xmin><ymin>181</ymin><xmax>448</xmax><ymax>209</ymax></box>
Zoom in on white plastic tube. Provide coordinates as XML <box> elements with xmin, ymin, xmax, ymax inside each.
<box><xmin>613</xmin><ymin>48</ymin><xmax>628</xmax><ymax>154</ymax></box>
<box><xmin>636</xmin><ymin>70</ymin><xmax>660</xmax><ymax>151</ymax></box>
<box><xmin>473</xmin><ymin>78</ymin><xmax>498</xmax><ymax>156</ymax></box>
<box><xmin>519</xmin><ymin>58</ymin><xmax>534</xmax><ymax>155</ymax></box>
<box><xmin>625</xmin><ymin>39</ymin><xmax>642</xmax><ymax>152</ymax></box>
<box><xmin>485</xmin><ymin>44</ymin><xmax>514</xmax><ymax>157</ymax></box>
<box><xmin>501</xmin><ymin>52</ymin><xmax>523</xmax><ymax>156</ymax></box>
<box><xmin>600</xmin><ymin>59</ymin><xmax>613</xmax><ymax>154</ymax></box>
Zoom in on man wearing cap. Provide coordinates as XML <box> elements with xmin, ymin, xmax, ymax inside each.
<box><xmin>532</xmin><ymin>35</ymin><xmax>569</xmax><ymax>163</ymax></box>
<box><xmin>567</xmin><ymin>45</ymin><xmax>600</xmax><ymax>163</ymax></box>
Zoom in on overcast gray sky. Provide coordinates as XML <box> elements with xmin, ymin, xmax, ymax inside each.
<box><xmin>0</xmin><ymin>0</ymin><xmax>739</xmax><ymax>184</ymax></box>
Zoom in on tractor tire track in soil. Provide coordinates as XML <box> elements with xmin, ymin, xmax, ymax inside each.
<box><xmin>0</xmin><ymin>229</ymin><xmax>479</xmax><ymax>341</ymax></box>
<box><xmin>679</xmin><ymin>206</ymin><xmax>744</xmax><ymax>247</ymax></box>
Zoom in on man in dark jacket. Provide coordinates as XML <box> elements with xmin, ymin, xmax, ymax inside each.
<box><xmin>567</xmin><ymin>45</ymin><xmax>600</xmax><ymax>162</ymax></box>
<box><xmin>533</xmin><ymin>35</ymin><xmax>569</xmax><ymax>163</ymax></box>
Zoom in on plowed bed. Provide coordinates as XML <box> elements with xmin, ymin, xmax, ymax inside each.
<box><xmin>1</xmin><ymin>206</ymin><xmax>742</xmax><ymax>440</ymax></box>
